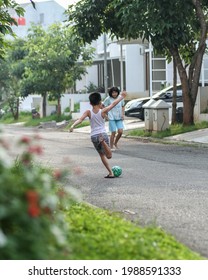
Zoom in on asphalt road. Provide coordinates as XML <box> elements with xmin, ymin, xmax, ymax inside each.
<box><xmin>2</xmin><ymin>124</ymin><xmax>208</xmax><ymax>258</ymax></box>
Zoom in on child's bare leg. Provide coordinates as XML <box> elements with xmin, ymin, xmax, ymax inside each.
<box><xmin>110</xmin><ymin>132</ymin><xmax>116</xmax><ymax>149</ymax></box>
<box><xmin>114</xmin><ymin>129</ymin><xmax>123</xmax><ymax>149</ymax></box>
<box><xmin>99</xmin><ymin>153</ymin><xmax>114</xmax><ymax>177</ymax></box>
<box><xmin>99</xmin><ymin>136</ymin><xmax>112</xmax><ymax>159</ymax></box>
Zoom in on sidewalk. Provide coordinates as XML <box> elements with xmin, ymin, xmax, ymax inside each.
<box><xmin>74</xmin><ymin>117</ymin><xmax>208</xmax><ymax>145</ymax></box>
<box><xmin>166</xmin><ymin>128</ymin><xmax>208</xmax><ymax>144</ymax></box>
<box><xmin>74</xmin><ymin>118</ymin><xmax>144</xmax><ymax>134</ymax></box>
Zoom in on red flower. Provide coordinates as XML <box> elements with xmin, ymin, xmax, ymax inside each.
<box><xmin>53</xmin><ymin>169</ymin><xmax>62</xmax><ymax>180</ymax></box>
<box><xmin>28</xmin><ymin>145</ymin><xmax>43</xmax><ymax>155</ymax></box>
<box><xmin>26</xmin><ymin>190</ymin><xmax>39</xmax><ymax>203</ymax></box>
<box><xmin>26</xmin><ymin>190</ymin><xmax>40</xmax><ymax>218</ymax></box>
<box><xmin>19</xmin><ymin>136</ymin><xmax>31</xmax><ymax>145</ymax></box>
<box><xmin>28</xmin><ymin>205</ymin><xmax>40</xmax><ymax>217</ymax></box>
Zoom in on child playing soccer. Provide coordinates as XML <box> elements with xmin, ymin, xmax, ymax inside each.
<box><xmin>69</xmin><ymin>90</ymin><xmax>127</xmax><ymax>178</ymax></box>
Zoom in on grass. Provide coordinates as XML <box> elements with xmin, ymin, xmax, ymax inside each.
<box><xmin>0</xmin><ymin>111</ymin><xmax>73</xmax><ymax>127</ymax></box>
<box><xmin>0</xmin><ymin>111</ymin><xmax>91</xmax><ymax>129</ymax></box>
<box><xmin>64</xmin><ymin>203</ymin><xmax>204</xmax><ymax>260</ymax></box>
<box><xmin>0</xmin><ymin>111</ymin><xmax>32</xmax><ymax>124</ymax></box>
<box><xmin>126</xmin><ymin>121</ymin><xmax>208</xmax><ymax>139</ymax></box>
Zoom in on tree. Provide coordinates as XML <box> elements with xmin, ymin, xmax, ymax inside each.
<box><xmin>66</xmin><ymin>0</ymin><xmax>208</xmax><ymax>125</ymax></box>
<box><xmin>21</xmin><ymin>23</ymin><xmax>94</xmax><ymax>117</ymax></box>
<box><xmin>0</xmin><ymin>38</ymin><xmax>27</xmax><ymax>120</ymax></box>
<box><xmin>0</xmin><ymin>0</ymin><xmax>35</xmax><ymax>118</ymax></box>
<box><xmin>0</xmin><ymin>58</ymin><xmax>9</xmax><ymax>103</ymax></box>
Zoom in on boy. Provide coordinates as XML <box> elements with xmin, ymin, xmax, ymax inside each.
<box><xmin>70</xmin><ymin>90</ymin><xmax>127</xmax><ymax>178</ymax></box>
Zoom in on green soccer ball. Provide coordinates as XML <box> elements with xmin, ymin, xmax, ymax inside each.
<box><xmin>112</xmin><ymin>165</ymin><xmax>122</xmax><ymax>177</ymax></box>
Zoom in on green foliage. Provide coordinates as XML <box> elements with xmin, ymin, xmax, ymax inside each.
<box><xmin>85</xmin><ymin>82</ymin><xmax>98</xmax><ymax>93</ymax></box>
<box><xmin>73</xmin><ymin>102</ymin><xmax>80</xmax><ymax>112</ymax></box>
<box><xmin>66</xmin><ymin>204</ymin><xmax>203</xmax><ymax>260</ymax></box>
<box><xmin>25</xmin><ymin>114</ymin><xmax>72</xmax><ymax>127</ymax></box>
<box><xmin>21</xmin><ymin>23</ymin><xmax>94</xmax><ymax>97</ymax></box>
<box><xmin>0</xmin><ymin>134</ymin><xmax>75</xmax><ymax>259</ymax></box>
<box><xmin>67</xmin><ymin>0</ymin><xmax>113</xmax><ymax>43</ymax></box>
<box><xmin>66</xmin><ymin>0</ymin><xmax>198</xmax><ymax>52</ymax></box>
<box><xmin>0</xmin><ymin>111</ymin><xmax>72</xmax><ymax>126</ymax></box>
<box><xmin>74</xmin><ymin>120</ymin><xmax>90</xmax><ymax>128</ymax></box>
<box><xmin>0</xmin><ymin>0</ymin><xmax>25</xmax><ymax>58</ymax></box>
<box><xmin>0</xmin><ymin>22</ymin><xmax>94</xmax><ymax>119</ymax></box>
<box><xmin>0</xmin><ymin>111</ymin><xmax>29</xmax><ymax>124</ymax></box>
<box><xmin>0</xmin><ymin>39</ymin><xmax>28</xmax><ymax>120</ymax></box>
<box><xmin>66</xmin><ymin>0</ymin><xmax>208</xmax><ymax>125</ymax></box>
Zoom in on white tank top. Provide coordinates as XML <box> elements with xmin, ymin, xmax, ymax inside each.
<box><xmin>90</xmin><ymin>109</ymin><xmax>106</xmax><ymax>136</ymax></box>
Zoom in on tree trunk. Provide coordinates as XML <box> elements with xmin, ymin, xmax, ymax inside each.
<box><xmin>57</xmin><ymin>96</ymin><xmax>61</xmax><ymax>117</ymax></box>
<box><xmin>168</xmin><ymin>0</ymin><xmax>207</xmax><ymax>126</ymax></box>
<box><xmin>170</xmin><ymin>47</ymin><xmax>193</xmax><ymax>125</ymax></box>
<box><xmin>14</xmin><ymin>98</ymin><xmax>19</xmax><ymax>120</ymax></box>
<box><xmin>42</xmin><ymin>93</ymin><xmax>47</xmax><ymax>117</ymax></box>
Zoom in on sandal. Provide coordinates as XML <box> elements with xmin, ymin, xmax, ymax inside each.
<box><xmin>104</xmin><ymin>174</ymin><xmax>115</xmax><ymax>178</ymax></box>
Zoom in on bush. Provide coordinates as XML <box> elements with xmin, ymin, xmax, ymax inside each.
<box><xmin>0</xmin><ymin>133</ymin><xmax>75</xmax><ymax>259</ymax></box>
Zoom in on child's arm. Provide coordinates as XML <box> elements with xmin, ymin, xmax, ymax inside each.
<box><xmin>122</xmin><ymin>104</ymin><xmax>125</xmax><ymax>120</ymax></box>
<box><xmin>102</xmin><ymin>91</ymin><xmax>127</xmax><ymax>115</ymax></box>
<box><xmin>69</xmin><ymin>110</ymin><xmax>90</xmax><ymax>132</ymax></box>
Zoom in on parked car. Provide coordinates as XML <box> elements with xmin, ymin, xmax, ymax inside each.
<box><xmin>125</xmin><ymin>84</ymin><xmax>182</xmax><ymax>120</ymax></box>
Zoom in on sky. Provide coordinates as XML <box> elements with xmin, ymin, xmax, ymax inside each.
<box><xmin>14</xmin><ymin>0</ymin><xmax>79</xmax><ymax>10</ymax></box>
<box><xmin>15</xmin><ymin>0</ymin><xmax>79</xmax><ymax>5</ymax></box>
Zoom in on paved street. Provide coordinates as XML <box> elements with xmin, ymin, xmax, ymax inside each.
<box><xmin>2</xmin><ymin>123</ymin><xmax>208</xmax><ymax>258</ymax></box>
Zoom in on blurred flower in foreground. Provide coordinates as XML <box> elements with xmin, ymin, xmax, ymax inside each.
<box><xmin>0</xmin><ymin>134</ymin><xmax>80</xmax><ymax>260</ymax></box>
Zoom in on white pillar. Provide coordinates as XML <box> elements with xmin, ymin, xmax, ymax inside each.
<box><xmin>103</xmin><ymin>33</ymin><xmax>108</xmax><ymax>95</ymax></box>
<box><xmin>120</xmin><ymin>43</ymin><xmax>124</xmax><ymax>90</ymax></box>
<box><xmin>149</xmin><ymin>38</ymin><xmax>153</xmax><ymax>97</ymax></box>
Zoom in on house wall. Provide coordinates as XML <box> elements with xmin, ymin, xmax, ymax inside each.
<box><xmin>194</xmin><ymin>87</ymin><xmax>208</xmax><ymax>122</ymax></box>
<box><xmin>76</xmin><ymin>65</ymin><xmax>98</xmax><ymax>93</ymax></box>
<box><xmin>125</xmin><ymin>45</ymin><xmax>146</xmax><ymax>99</ymax></box>
<box><xmin>11</xmin><ymin>0</ymin><xmax>67</xmax><ymax>38</ymax></box>
<box><xmin>19</xmin><ymin>95</ymin><xmax>41</xmax><ymax>112</ymax></box>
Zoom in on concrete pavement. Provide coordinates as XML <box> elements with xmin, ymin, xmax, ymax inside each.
<box><xmin>166</xmin><ymin>128</ymin><xmax>208</xmax><ymax>144</ymax></box>
<box><xmin>74</xmin><ymin>117</ymin><xmax>208</xmax><ymax>144</ymax></box>
<box><xmin>74</xmin><ymin>117</ymin><xmax>145</xmax><ymax>134</ymax></box>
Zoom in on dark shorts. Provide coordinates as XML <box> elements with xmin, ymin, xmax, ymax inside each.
<box><xmin>91</xmin><ymin>133</ymin><xmax>109</xmax><ymax>154</ymax></box>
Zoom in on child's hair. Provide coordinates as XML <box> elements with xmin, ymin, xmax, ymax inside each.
<box><xmin>108</xmin><ymin>86</ymin><xmax>120</xmax><ymax>97</ymax></box>
<box><xmin>89</xmin><ymin>92</ymin><xmax>101</xmax><ymax>106</ymax></box>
